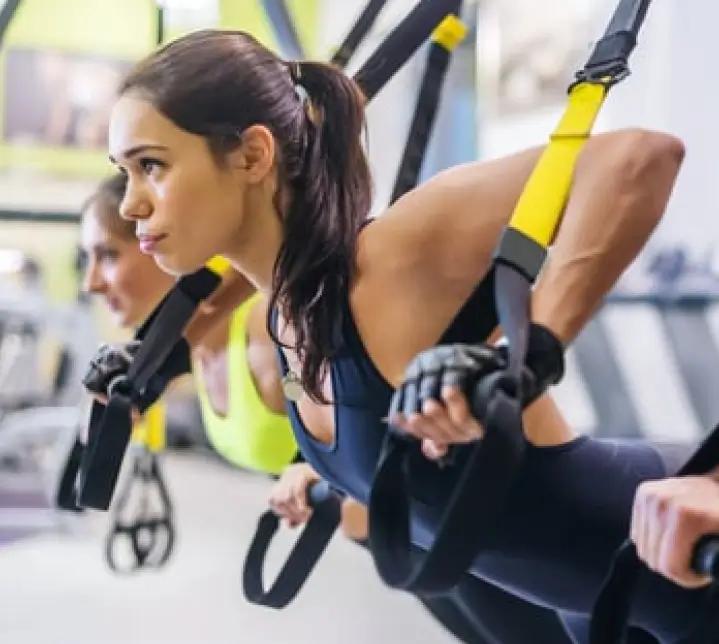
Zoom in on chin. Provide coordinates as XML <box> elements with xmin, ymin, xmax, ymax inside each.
<box><xmin>111</xmin><ymin>310</ymin><xmax>133</xmax><ymax>330</ymax></box>
<box><xmin>154</xmin><ymin>252</ymin><xmax>208</xmax><ymax>278</ymax></box>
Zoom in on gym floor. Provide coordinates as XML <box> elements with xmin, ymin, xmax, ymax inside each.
<box><xmin>0</xmin><ymin>452</ymin><xmax>455</xmax><ymax>644</ymax></box>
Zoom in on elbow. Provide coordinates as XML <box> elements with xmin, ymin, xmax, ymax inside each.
<box><xmin>625</xmin><ymin>128</ymin><xmax>686</xmax><ymax>175</ymax></box>
<box><xmin>610</xmin><ymin>128</ymin><xmax>686</xmax><ymax>226</ymax></box>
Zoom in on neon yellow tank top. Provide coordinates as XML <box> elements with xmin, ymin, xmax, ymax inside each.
<box><xmin>194</xmin><ymin>294</ymin><xmax>297</xmax><ymax>475</ymax></box>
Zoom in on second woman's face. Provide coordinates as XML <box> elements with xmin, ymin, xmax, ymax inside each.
<box><xmin>80</xmin><ymin>204</ymin><xmax>175</xmax><ymax>328</ymax></box>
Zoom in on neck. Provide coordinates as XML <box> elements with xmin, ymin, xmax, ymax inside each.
<box><xmin>224</xmin><ymin>195</ymin><xmax>282</xmax><ymax>295</ymax></box>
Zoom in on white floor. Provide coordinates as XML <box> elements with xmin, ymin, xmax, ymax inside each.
<box><xmin>0</xmin><ymin>452</ymin><xmax>458</xmax><ymax>644</ymax></box>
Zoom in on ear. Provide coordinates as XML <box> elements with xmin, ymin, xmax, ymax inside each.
<box><xmin>226</xmin><ymin>125</ymin><xmax>276</xmax><ymax>185</ymax></box>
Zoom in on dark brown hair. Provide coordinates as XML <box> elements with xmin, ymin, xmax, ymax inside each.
<box><xmin>81</xmin><ymin>172</ymin><xmax>133</xmax><ymax>240</ymax></box>
<box><xmin>119</xmin><ymin>30</ymin><xmax>372</xmax><ymax>402</ymax></box>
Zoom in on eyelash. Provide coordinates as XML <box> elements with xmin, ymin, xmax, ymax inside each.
<box><xmin>138</xmin><ymin>157</ymin><xmax>165</xmax><ymax>175</ymax></box>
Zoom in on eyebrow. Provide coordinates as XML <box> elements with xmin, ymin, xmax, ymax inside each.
<box><xmin>109</xmin><ymin>144</ymin><xmax>168</xmax><ymax>164</ymax></box>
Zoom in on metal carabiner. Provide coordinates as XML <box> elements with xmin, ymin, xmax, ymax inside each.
<box><xmin>104</xmin><ymin>448</ymin><xmax>175</xmax><ymax>574</ymax></box>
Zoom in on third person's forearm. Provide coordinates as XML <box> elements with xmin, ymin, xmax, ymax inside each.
<box><xmin>530</xmin><ymin>129</ymin><xmax>684</xmax><ymax>345</ymax></box>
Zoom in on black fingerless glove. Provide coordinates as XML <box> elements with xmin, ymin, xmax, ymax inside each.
<box><xmin>83</xmin><ymin>341</ymin><xmax>141</xmax><ymax>397</ymax></box>
<box><xmin>515</xmin><ymin>323</ymin><xmax>565</xmax><ymax>407</ymax></box>
<box><xmin>388</xmin><ymin>325</ymin><xmax>565</xmax><ymax>433</ymax></box>
<box><xmin>388</xmin><ymin>343</ymin><xmax>507</xmax><ymax>421</ymax></box>
<box><xmin>83</xmin><ymin>338</ymin><xmax>192</xmax><ymax>412</ymax></box>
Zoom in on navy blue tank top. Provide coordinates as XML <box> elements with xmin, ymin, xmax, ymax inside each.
<box><xmin>273</xmin><ymin>271</ymin><xmax>497</xmax><ymax>506</ymax></box>
<box><xmin>271</xmin><ymin>254</ymin><xmax>709</xmax><ymax>642</ymax></box>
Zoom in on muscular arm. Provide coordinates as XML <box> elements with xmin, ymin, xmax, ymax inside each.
<box><xmin>358</xmin><ymin>129</ymin><xmax>684</xmax><ymax>384</ymax></box>
<box><xmin>530</xmin><ymin>130</ymin><xmax>684</xmax><ymax>345</ymax></box>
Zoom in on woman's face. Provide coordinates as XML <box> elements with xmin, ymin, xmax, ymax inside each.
<box><xmin>108</xmin><ymin>94</ymin><xmax>275</xmax><ymax>277</ymax></box>
<box><xmin>80</xmin><ymin>204</ymin><xmax>175</xmax><ymax>328</ymax></box>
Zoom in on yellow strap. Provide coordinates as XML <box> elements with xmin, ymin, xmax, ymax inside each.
<box><xmin>131</xmin><ymin>403</ymin><xmax>167</xmax><ymax>453</ymax></box>
<box><xmin>506</xmin><ymin>81</ymin><xmax>608</xmax><ymax>248</ymax></box>
<box><xmin>431</xmin><ymin>15</ymin><xmax>467</xmax><ymax>52</ymax></box>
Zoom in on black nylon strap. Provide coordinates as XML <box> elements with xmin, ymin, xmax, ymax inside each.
<box><xmin>355</xmin><ymin>0</ymin><xmax>463</xmax><ymax>101</ymax></box>
<box><xmin>390</xmin><ymin>0</ymin><xmax>462</xmax><ymax>204</ymax></box>
<box><xmin>55</xmin><ymin>437</ymin><xmax>85</xmax><ymax>513</ymax></box>
<box><xmin>78</xmin><ymin>269</ymin><xmax>220</xmax><ymax>511</ymax></box>
<box><xmin>242</xmin><ymin>483</ymin><xmax>342</xmax><ymax>609</ymax></box>
<box><xmin>370</xmin><ymin>393</ymin><xmax>524</xmax><ymax>593</ymax></box>
<box><xmin>368</xmin><ymin>268</ymin><xmax>529</xmax><ymax>594</ymax></box>
<box><xmin>330</xmin><ymin>0</ymin><xmax>388</xmax><ymax>69</ymax></box>
<box><xmin>78</xmin><ymin>394</ymin><xmax>134</xmax><ymax>510</ymax></box>
<box><xmin>0</xmin><ymin>0</ymin><xmax>22</xmax><ymax>45</ymax></box>
<box><xmin>260</xmin><ymin>0</ymin><xmax>305</xmax><ymax>60</ymax></box>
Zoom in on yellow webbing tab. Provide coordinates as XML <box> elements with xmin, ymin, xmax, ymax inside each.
<box><xmin>431</xmin><ymin>14</ymin><xmax>467</xmax><ymax>52</ymax></box>
<box><xmin>507</xmin><ymin>81</ymin><xmax>608</xmax><ymax>248</ymax></box>
<box><xmin>206</xmin><ymin>255</ymin><xmax>231</xmax><ymax>276</ymax></box>
<box><xmin>131</xmin><ymin>402</ymin><xmax>167</xmax><ymax>453</ymax></box>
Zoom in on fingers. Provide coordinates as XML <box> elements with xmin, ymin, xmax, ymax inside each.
<box><xmin>388</xmin><ymin>346</ymin><xmax>490</xmax><ymax>449</ymax></box>
<box><xmin>422</xmin><ymin>439</ymin><xmax>448</xmax><ymax>461</ymax></box>
<box><xmin>442</xmin><ymin>386</ymin><xmax>482</xmax><ymax>439</ymax></box>
<box><xmin>84</xmin><ymin>341</ymin><xmax>139</xmax><ymax>396</ymax></box>
<box><xmin>631</xmin><ymin>478</ymin><xmax>716</xmax><ymax>589</ymax></box>
<box><xmin>268</xmin><ymin>468</ymin><xmax>315</xmax><ymax>528</ymax></box>
<box><xmin>92</xmin><ymin>392</ymin><xmax>109</xmax><ymax>406</ymax></box>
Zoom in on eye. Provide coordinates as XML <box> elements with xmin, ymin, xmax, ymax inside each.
<box><xmin>98</xmin><ymin>248</ymin><xmax>119</xmax><ymax>263</ymax></box>
<box><xmin>75</xmin><ymin>248</ymin><xmax>88</xmax><ymax>272</ymax></box>
<box><xmin>138</xmin><ymin>157</ymin><xmax>165</xmax><ymax>176</ymax></box>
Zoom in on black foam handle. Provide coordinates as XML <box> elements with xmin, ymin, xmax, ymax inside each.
<box><xmin>242</xmin><ymin>480</ymin><xmax>342</xmax><ymax>609</ymax></box>
<box><xmin>692</xmin><ymin>536</ymin><xmax>719</xmax><ymax>579</ymax></box>
<box><xmin>307</xmin><ymin>480</ymin><xmax>334</xmax><ymax>508</ymax></box>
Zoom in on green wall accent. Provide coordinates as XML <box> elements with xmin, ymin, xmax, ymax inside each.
<box><xmin>0</xmin><ymin>0</ymin><xmax>157</xmax><ymax>178</ymax></box>
<box><xmin>219</xmin><ymin>0</ymin><xmax>320</xmax><ymax>56</ymax></box>
<box><xmin>0</xmin><ymin>0</ymin><xmax>320</xmax><ymax>302</ymax></box>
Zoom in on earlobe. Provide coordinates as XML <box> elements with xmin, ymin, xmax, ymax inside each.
<box><xmin>238</xmin><ymin>125</ymin><xmax>275</xmax><ymax>184</ymax></box>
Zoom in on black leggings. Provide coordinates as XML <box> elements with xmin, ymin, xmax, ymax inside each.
<box><xmin>356</xmin><ymin>539</ymin><xmax>571</xmax><ymax>643</ymax></box>
<box><xmin>368</xmin><ymin>440</ymin><xmax>697</xmax><ymax>643</ymax></box>
<box><xmin>448</xmin><ymin>437</ymin><xmax>709</xmax><ymax>643</ymax></box>
<box><xmin>425</xmin><ymin>565</ymin><xmax>661</xmax><ymax>644</ymax></box>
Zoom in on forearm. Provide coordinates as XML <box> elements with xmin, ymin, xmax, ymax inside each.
<box><xmin>184</xmin><ymin>268</ymin><xmax>256</xmax><ymax>347</ymax></box>
<box><xmin>531</xmin><ymin>129</ymin><xmax>685</xmax><ymax>345</ymax></box>
<box><xmin>340</xmin><ymin>498</ymin><xmax>369</xmax><ymax>541</ymax></box>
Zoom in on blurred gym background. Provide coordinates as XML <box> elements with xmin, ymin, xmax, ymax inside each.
<box><xmin>0</xmin><ymin>0</ymin><xmax>717</xmax><ymax>642</ymax></box>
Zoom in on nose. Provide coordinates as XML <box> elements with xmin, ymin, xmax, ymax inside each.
<box><xmin>119</xmin><ymin>178</ymin><xmax>151</xmax><ymax>221</ymax></box>
<box><xmin>82</xmin><ymin>256</ymin><xmax>107</xmax><ymax>296</ymax></box>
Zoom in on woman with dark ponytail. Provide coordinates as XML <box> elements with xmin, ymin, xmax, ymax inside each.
<box><xmin>103</xmin><ymin>28</ymin><xmax>708</xmax><ymax>642</ymax></box>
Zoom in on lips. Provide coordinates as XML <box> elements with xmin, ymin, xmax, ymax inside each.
<box><xmin>106</xmin><ymin>297</ymin><xmax>121</xmax><ymax>312</ymax></box>
<box><xmin>137</xmin><ymin>233</ymin><xmax>167</xmax><ymax>254</ymax></box>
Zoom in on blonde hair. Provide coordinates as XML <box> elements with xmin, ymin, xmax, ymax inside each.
<box><xmin>81</xmin><ymin>173</ymin><xmax>134</xmax><ymax>240</ymax></box>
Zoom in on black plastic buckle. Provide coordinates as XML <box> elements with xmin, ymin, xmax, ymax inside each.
<box><xmin>570</xmin><ymin>31</ymin><xmax>635</xmax><ymax>90</ymax></box>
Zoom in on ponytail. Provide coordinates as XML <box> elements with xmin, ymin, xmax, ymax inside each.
<box><xmin>269</xmin><ymin>61</ymin><xmax>372</xmax><ymax>404</ymax></box>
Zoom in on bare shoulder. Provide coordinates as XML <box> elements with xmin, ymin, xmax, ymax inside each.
<box><xmin>351</xmin><ymin>148</ymin><xmax>543</xmax><ymax>385</ymax></box>
<box><xmin>362</xmin><ymin>148</ymin><xmax>543</xmax><ymax>284</ymax></box>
